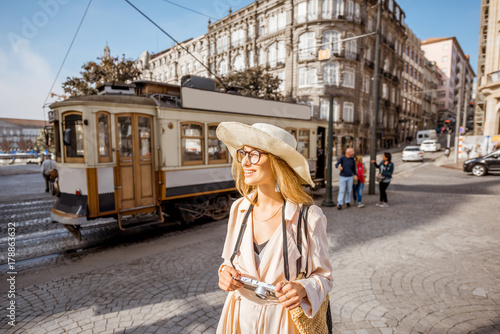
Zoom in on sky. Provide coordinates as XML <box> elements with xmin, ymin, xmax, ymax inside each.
<box><xmin>0</xmin><ymin>0</ymin><xmax>480</xmax><ymax>121</ymax></box>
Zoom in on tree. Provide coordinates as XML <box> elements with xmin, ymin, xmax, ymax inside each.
<box><xmin>215</xmin><ymin>66</ymin><xmax>284</xmax><ymax>101</ymax></box>
<box><xmin>62</xmin><ymin>54</ymin><xmax>141</xmax><ymax>97</ymax></box>
<box><xmin>0</xmin><ymin>138</ymin><xmax>12</xmax><ymax>152</ymax></box>
<box><xmin>17</xmin><ymin>138</ymin><xmax>33</xmax><ymax>152</ymax></box>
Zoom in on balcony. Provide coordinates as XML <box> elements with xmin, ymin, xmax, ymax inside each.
<box><xmin>489</xmin><ymin>70</ymin><xmax>500</xmax><ymax>84</ymax></box>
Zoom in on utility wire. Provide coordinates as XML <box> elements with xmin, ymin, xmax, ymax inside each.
<box><xmin>160</xmin><ymin>0</ymin><xmax>219</xmax><ymax>21</ymax></box>
<box><xmin>124</xmin><ymin>0</ymin><xmax>228</xmax><ymax>89</ymax></box>
<box><xmin>42</xmin><ymin>0</ymin><xmax>93</xmax><ymax>121</ymax></box>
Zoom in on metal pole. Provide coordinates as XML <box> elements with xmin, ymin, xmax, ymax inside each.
<box><xmin>322</xmin><ymin>95</ymin><xmax>335</xmax><ymax>207</ymax></box>
<box><xmin>369</xmin><ymin>0</ymin><xmax>382</xmax><ymax>195</ymax></box>
<box><xmin>453</xmin><ymin>68</ymin><xmax>464</xmax><ymax>163</ymax></box>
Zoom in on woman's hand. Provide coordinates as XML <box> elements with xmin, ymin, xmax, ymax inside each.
<box><xmin>275</xmin><ymin>281</ymin><xmax>307</xmax><ymax>310</ymax></box>
<box><xmin>218</xmin><ymin>265</ymin><xmax>244</xmax><ymax>292</ymax></box>
<box><xmin>370</xmin><ymin>160</ymin><xmax>376</xmax><ymax>163</ymax></box>
<box><xmin>378</xmin><ymin>174</ymin><xmax>382</xmax><ymax>178</ymax></box>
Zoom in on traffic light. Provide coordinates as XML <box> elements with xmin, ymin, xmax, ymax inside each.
<box><xmin>445</xmin><ymin>119</ymin><xmax>450</xmax><ymax>124</ymax></box>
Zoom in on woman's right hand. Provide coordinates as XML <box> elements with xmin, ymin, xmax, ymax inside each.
<box><xmin>218</xmin><ymin>265</ymin><xmax>244</xmax><ymax>291</ymax></box>
<box><xmin>370</xmin><ymin>160</ymin><xmax>376</xmax><ymax>163</ymax></box>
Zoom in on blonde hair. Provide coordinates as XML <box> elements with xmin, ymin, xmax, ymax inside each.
<box><xmin>232</xmin><ymin>150</ymin><xmax>313</xmax><ymax>206</ymax></box>
<box><xmin>355</xmin><ymin>155</ymin><xmax>363</xmax><ymax>164</ymax></box>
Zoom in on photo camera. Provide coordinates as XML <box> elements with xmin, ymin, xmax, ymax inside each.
<box><xmin>235</xmin><ymin>276</ymin><xmax>278</xmax><ymax>300</ymax></box>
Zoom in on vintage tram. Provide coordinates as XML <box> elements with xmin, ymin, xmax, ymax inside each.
<box><xmin>48</xmin><ymin>81</ymin><xmax>326</xmax><ymax>239</ymax></box>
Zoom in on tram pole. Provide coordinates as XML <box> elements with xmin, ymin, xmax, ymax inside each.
<box><xmin>368</xmin><ymin>0</ymin><xmax>382</xmax><ymax>195</ymax></box>
<box><xmin>322</xmin><ymin>94</ymin><xmax>335</xmax><ymax>207</ymax></box>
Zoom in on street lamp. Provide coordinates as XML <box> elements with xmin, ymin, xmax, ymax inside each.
<box><xmin>322</xmin><ymin>94</ymin><xmax>340</xmax><ymax>207</ymax></box>
<box><xmin>368</xmin><ymin>0</ymin><xmax>383</xmax><ymax>195</ymax></box>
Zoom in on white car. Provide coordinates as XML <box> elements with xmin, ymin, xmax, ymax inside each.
<box><xmin>26</xmin><ymin>156</ymin><xmax>42</xmax><ymax>165</ymax></box>
<box><xmin>402</xmin><ymin>146</ymin><xmax>424</xmax><ymax>162</ymax></box>
<box><xmin>420</xmin><ymin>140</ymin><xmax>441</xmax><ymax>152</ymax></box>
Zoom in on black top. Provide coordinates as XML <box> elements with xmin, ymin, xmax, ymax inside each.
<box><xmin>335</xmin><ymin>156</ymin><xmax>357</xmax><ymax>177</ymax></box>
<box><xmin>253</xmin><ymin>240</ymin><xmax>269</xmax><ymax>255</ymax></box>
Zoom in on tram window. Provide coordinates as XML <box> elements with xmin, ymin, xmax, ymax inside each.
<box><xmin>53</xmin><ymin>121</ymin><xmax>61</xmax><ymax>162</ymax></box>
<box><xmin>285</xmin><ymin>128</ymin><xmax>297</xmax><ymax>139</ymax></box>
<box><xmin>97</xmin><ymin>112</ymin><xmax>112</xmax><ymax>162</ymax></box>
<box><xmin>62</xmin><ymin>112</ymin><xmax>84</xmax><ymax>162</ymax></box>
<box><xmin>181</xmin><ymin>122</ymin><xmax>204</xmax><ymax>166</ymax></box>
<box><xmin>138</xmin><ymin>117</ymin><xmax>152</xmax><ymax>156</ymax></box>
<box><xmin>117</xmin><ymin>116</ymin><xmax>133</xmax><ymax>157</ymax></box>
<box><xmin>297</xmin><ymin>129</ymin><xmax>310</xmax><ymax>158</ymax></box>
<box><xmin>208</xmin><ymin>124</ymin><xmax>228</xmax><ymax>164</ymax></box>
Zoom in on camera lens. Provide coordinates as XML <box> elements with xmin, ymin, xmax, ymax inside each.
<box><xmin>254</xmin><ymin>286</ymin><xmax>269</xmax><ymax>300</ymax></box>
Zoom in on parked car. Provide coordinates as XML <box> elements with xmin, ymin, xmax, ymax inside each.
<box><xmin>463</xmin><ymin>150</ymin><xmax>500</xmax><ymax>176</ymax></box>
<box><xmin>402</xmin><ymin>146</ymin><xmax>424</xmax><ymax>162</ymax></box>
<box><xmin>420</xmin><ymin>139</ymin><xmax>441</xmax><ymax>152</ymax></box>
<box><xmin>26</xmin><ymin>156</ymin><xmax>42</xmax><ymax>165</ymax></box>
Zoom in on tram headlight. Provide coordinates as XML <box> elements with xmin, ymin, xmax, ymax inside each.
<box><xmin>75</xmin><ymin>189</ymin><xmax>82</xmax><ymax>196</ymax></box>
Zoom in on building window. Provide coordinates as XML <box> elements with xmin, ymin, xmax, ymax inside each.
<box><xmin>208</xmin><ymin>124</ymin><xmax>228</xmax><ymax>164</ymax></box>
<box><xmin>258</xmin><ymin>18</ymin><xmax>265</xmax><ymax>36</ymax></box>
<box><xmin>335</xmin><ymin>0</ymin><xmax>344</xmax><ymax>18</ymax></box>
<box><xmin>248</xmin><ymin>24</ymin><xmax>255</xmax><ymax>40</ymax></box>
<box><xmin>345</xmin><ymin>33</ymin><xmax>357</xmax><ymax>59</ymax></box>
<box><xmin>299</xmin><ymin>32</ymin><xmax>316</xmax><ymax>60</ymax></box>
<box><xmin>276</xmin><ymin>71</ymin><xmax>285</xmax><ymax>91</ymax></box>
<box><xmin>297</xmin><ymin>129</ymin><xmax>310</xmax><ymax>158</ymax></box>
<box><xmin>285</xmin><ymin>128</ymin><xmax>297</xmax><ymax>139</ymax></box>
<box><xmin>322</xmin><ymin>0</ymin><xmax>333</xmax><ymax>19</ymax></box>
<box><xmin>269</xmin><ymin>43</ymin><xmax>277</xmax><ymax>67</ymax></box>
<box><xmin>268</xmin><ymin>15</ymin><xmax>278</xmax><ymax>33</ymax></box>
<box><xmin>323</xmin><ymin>62</ymin><xmax>339</xmax><ymax>85</ymax></box>
<box><xmin>443</xmin><ymin>44</ymin><xmax>449</xmax><ymax>50</ymax></box>
<box><xmin>233</xmin><ymin>55</ymin><xmax>245</xmax><ymax>71</ymax></box>
<box><xmin>218</xmin><ymin>60</ymin><xmax>228</xmax><ymax>75</ymax></box>
<box><xmin>278</xmin><ymin>12</ymin><xmax>286</xmax><ymax>29</ymax></box>
<box><xmin>442</xmin><ymin>56</ymin><xmax>448</xmax><ymax>62</ymax></box>
<box><xmin>320</xmin><ymin>99</ymin><xmax>339</xmax><ymax>121</ymax></box>
<box><xmin>248</xmin><ymin>50</ymin><xmax>254</xmax><ymax>67</ymax></box>
<box><xmin>308</xmin><ymin>0</ymin><xmax>318</xmax><ymax>21</ymax></box>
<box><xmin>343</xmin><ymin>102</ymin><xmax>354</xmax><ymax>122</ymax></box>
<box><xmin>181</xmin><ymin>122</ymin><xmax>204</xmax><ymax>166</ymax></box>
<box><xmin>382</xmin><ymin>83</ymin><xmax>388</xmax><ymax>99</ymax></box>
<box><xmin>258</xmin><ymin>48</ymin><xmax>265</xmax><ymax>66</ymax></box>
<box><xmin>217</xmin><ymin>35</ymin><xmax>228</xmax><ymax>53</ymax></box>
<box><xmin>346</xmin><ymin>0</ymin><xmax>354</xmax><ymax>20</ymax></box>
<box><xmin>296</xmin><ymin>2</ymin><xmax>307</xmax><ymax>23</ymax></box>
<box><xmin>322</xmin><ymin>30</ymin><xmax>340</xmax><ymax>54</ymax></box>
<box><xmin>299</xmin><ymin>67</ymin><xmax>317</xmax><ymax>87</ymax></box>
<box><xmin>62</xmin><ymin>112</ymin><xmax>84</xmax><ymax>162</ymax></box>
<box><xmin>96</xmin><ymin>112</ymin><xmax>112</xmax><ymax>163</ymax></box>
<box><xmin>231</xmin><ymin>29</ymin><xmax>245</xmax><ymax>47</ymax></box>
<box><xmin>342</xmin><ymin>68</ymin><xmax>355</xmax><ymax>88</ymax></box>
<box><xmin>364</xmin><ymin>74</ymin><xmax>370</xmax><ymax>93</ymax></box>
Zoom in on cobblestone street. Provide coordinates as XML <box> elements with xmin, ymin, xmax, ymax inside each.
<box><xmin>1</xmin><ymin>159</ymin><xmax>500</xmax><ymax>333</ymax></box>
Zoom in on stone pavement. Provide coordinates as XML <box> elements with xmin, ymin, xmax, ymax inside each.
<box><xmin>1</xmin><ymin>160</ymin><xmax>500</xmax><ymax>333</ymax></box>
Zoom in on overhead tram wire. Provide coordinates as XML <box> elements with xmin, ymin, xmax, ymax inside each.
<box><xmin>124</xmin><ymin>0</ymin><xmax>229</xmax><ymax>90</ymax></box>
<box><xmin>160</xmin><ymin>0</ymin><xmax>219</xmax><ymax>21</ymax></box>
<box><xmin>41</xmin><ymin>0</ymin><xmax>93</xmax><ymax>122</ymax></box>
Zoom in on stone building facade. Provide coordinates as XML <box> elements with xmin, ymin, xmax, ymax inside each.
<box><xmin>421</xmin><ymin>37</ymin><xmax>475</xmax><ymax>131</ymax></box>
<box><xmin>475</xmin><ymin>0</ymin><xmax>500</xmax><ymax>136</ymax></box>
<box><xmin>0</xmin><ymin>118</ymin><xmax>46</xmax><ymax>152</ymax></box>
<box><xmin>138</xmin><ymin>0</ymin><xmax>408</xmax><ymax>155</ymax></box>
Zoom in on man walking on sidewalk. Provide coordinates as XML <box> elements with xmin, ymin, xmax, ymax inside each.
<box><xmin>41</xmin><ymin>154</ymin><xmax>55</xmax><ymax>192</ymax></box>
<box><xmin>335</xmin><ymin>148</ymin><xmax>357</xmax><ymax>210</ymax></box>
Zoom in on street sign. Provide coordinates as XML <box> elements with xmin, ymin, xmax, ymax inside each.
<box><xmin>459</xmin><ymin>126</ymin><xmax>464</xmax><ymax>134</ymax></box>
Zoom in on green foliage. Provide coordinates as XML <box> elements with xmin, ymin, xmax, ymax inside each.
<box><xmin>215</xmin><ymin>66</ymin><xmax>284</xmax><ymax>101</ymax></box>
<box><xmin>62</xmin><ymin>55</ymin><xmax>141</xmax><ymax>97</ymax></box>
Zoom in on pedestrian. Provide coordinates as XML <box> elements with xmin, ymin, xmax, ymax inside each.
<box><xmin>335</xmin><ymin>148</ymin><xmax>357</xmax><ymax>210</ymax></box>
<box><xmin>371</xmin><ymin>152</ymin><xmax>394</xmax><ymax>208</ymax></box>
<box><xmin>353</xmin><ymin>155</ymin><xmax>366</xmax><ymax>208</ymax></box>
<box><xmin>216</xmin><ymin>122</ymin><xmax>333</xmax><ymax>334</ymax></box>
<box><xmin>41</xmin><ymin>154</ymin><xmax>56</xmax><ymax>192</ymax></box>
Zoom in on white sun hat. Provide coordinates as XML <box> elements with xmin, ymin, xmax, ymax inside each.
<box><xmin>216</xmin><ymin>122</ymin><xmax>314</xmax><ymax>187</ymax></box>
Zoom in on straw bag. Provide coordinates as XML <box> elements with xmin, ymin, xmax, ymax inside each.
<box><xmin>284</xmin><ymin>206</ymin><xmax>333</xmax><ymax>334</ymax></box>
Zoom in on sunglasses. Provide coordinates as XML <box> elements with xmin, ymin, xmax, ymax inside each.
<box><xmin>236</xmin><ymin>149</ymin><xmax>268</xmax><ymax>165</ymax></box>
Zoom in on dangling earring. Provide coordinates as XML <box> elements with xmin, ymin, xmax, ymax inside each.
<box><xmin>275</xmin><ymin>180</ymin><xmax>281</xmax><ymax>193</ymax></box>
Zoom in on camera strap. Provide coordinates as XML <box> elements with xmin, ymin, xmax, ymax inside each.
<box><xmin>283</xmin><ymin>204</ymin><xmax>310</xmax><ymax>281</ymax></box>
<box><xmin>230</xmin><ymin>203</ymin><xmax>254</xmax><ymax>270</ymax></box>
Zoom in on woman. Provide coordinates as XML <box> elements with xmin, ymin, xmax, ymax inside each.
<box><xmin>216</xmin><ymin>122</ymin><xmax>333</xmax><ymax>334</ymax></box>
<box><xmin>371</xmin><ymin>152</ymin><xmax>394</xmax><ymax>208</ymax></box>
<box><xmin>353</xmin><ymin>155</ymin><xmax>366</xmax><ymax>208</ymax></box>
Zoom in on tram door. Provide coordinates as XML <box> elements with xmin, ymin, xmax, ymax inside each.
<box><xmin>116</xmin><ymin>114</ymin><xmax>155</xmax><ymax>211</ymax></box>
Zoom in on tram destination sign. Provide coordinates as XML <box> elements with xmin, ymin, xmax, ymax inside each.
<box><xmin>180</xmin><ymin>87</ymin><xmax>310</xmax><ymax>120</ymax></box>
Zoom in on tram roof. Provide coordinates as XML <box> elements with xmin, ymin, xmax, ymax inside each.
<box><xmin>50</xmin><ymin>94</ymin><xmax>158</xmax><ymax>108</ymax></box>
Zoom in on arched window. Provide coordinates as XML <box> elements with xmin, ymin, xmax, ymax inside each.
<box><xmin>345</xmin><ymin>33</ymin><xmax>357</xmax><ymax>59</ymax></box>
<box><xmin>322</xmin><ymin>30</ymin><xmax>340</xmax><ymax>54</ymax></box>
<box><xmin>233</xmin><ymin>55</ymin><xmax>245</xmax><ymax>71</ymax></box>
<box><xmin>323</xmin><ymin>62</ymin><xmax>339</xmax><ymax>85</ymax></box>
<box><xmin>218</xmin><ymin>60</ymin><xmax>228</xmax><ymax>75</ymax></box>
<box><xmin>299</xmin><ymin>32</ymin><xmax>316</xmax><ymax>60</ymax></box>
